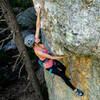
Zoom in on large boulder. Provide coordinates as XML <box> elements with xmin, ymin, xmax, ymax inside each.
<box><xmin>3</xmin><ymin>7</ymin><xmax>36</xmax><ymax>51</ymax></box>
<box><xmin>16</xmin><ymin>7</ymin><xmax>36</xmax><ymax>28</ymax></box>
<box><xmin>33</xmin><ymin>0</ymin><xmax>100</xmax><ymax>100</ymax></box>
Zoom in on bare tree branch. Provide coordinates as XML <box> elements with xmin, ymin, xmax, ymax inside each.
<box><xmin>12</xmin><ymin>54</ymin><xmax>20</xmax><ymax>58</ymax></box>
<box><xmin>0</xmin><ymin>33</ymin><xmax>12</xmax><ymax>43</ymax></box>
<box><xmin>0</xmin><ymin>0</ymin><xmax>44</xmax><ymax>100</ymax></box>
<box><xmin>23</xmin><ymin>81</ymin><xmax>31</xmax><ymax>92</ymax></box>
<box><xmin>18</xmin><ymin>63</ymin><xmax>25</xmax><ymax>79</ymax></box>
<box><xmin>0</xmin><ymin>27</ymin><xmax>9</xmax><ymax>34</ymax></box>
<box><xmin>0</xmin><ymin>14</ymin><xmax>3</xmax><ymax>19</ymax></box>
<box><xmin>0</xmin><ymin>19</ymin><xmax>5</xmax><ymax>21</ymax></box>
<box><xmin>0</xmin><ymin>41</ymin><xmax>4</xmax><ymax>49</ymax></box>
<box><xmin>12</xmin><ymin>52</ymin><xmax>23</xmax><ymax>72</ymax></box>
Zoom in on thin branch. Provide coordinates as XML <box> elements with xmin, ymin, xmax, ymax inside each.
<box><xmin>0</xmin><ymin>33</ymin><xmax>12</xmax><ymax>43</ymax></box>
<box><xmin>0</xmin><ymin>14</ymin><xmax>3</xmax><ymax>19</ymax></box>
<box><xmin>0</xmin><ymin>19</ymin><xmax>6</xmax><ymax>21</ymax></box>
<box><xmin>12</xmin><ymin>54</ymin><xmax>20</xmax><ymax>58</ymax></box>
<box><xmin>0</xmin><ymin>41</ymin><xmax>4</xmax><ymax>49</ymax></box>
<box><xmin>23</xmin><ymin>81</ymin><xmax>31</xmax><ymax>92</ymax></box>
<box><xmin>18</xmin><ymin>63</ymin><xmax>25</xmax><ymax>79</ymax></box>
<box><xmin>0</xmin><ymin>27</ymin><xmax>9</xmax><ymax>34</ymax></box>
<box><xmin>0</xmin><ymin>28</ymin><xmax>6</xmax><ymax>30</ymax></box>
<box><xmin>16</xmin><ymin>55</ymin><xmax>24</xmax><ymax>66</ymax></box>
<box><xmin>12</xmin><ymin>52</ymin><xmax>22</xmax><ymax>72</ymax></box>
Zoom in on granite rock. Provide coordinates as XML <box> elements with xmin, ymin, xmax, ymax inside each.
<box><xmin>33</xmin><ymin>0</ymin><xmax>100</xmax><ymax>100</ymax></box>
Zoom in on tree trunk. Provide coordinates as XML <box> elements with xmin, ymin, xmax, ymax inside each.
<box><xmin>33</xmin><ymin>0</ymin><xmax>100</xmax><ymax>100</ymax></box>
<box><xmin>0</xmin><ymin>0</ymin><xmax>44</xmax><ymax>100</ymax></box>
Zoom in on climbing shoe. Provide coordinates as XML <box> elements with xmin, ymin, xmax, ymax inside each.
<box><xmin>74</xmin><ymin>89</ymin><xmax>84</xmax><ymax>96</ymax></box>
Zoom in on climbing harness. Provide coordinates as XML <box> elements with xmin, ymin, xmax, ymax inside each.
<box><xmin>38</xmin><ymin>59</ymin><xmax>53</xmax><ymax>73</ymax></box>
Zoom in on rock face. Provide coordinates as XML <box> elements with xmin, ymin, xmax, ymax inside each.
<box><xmin>33</xmin><ymin>0</ymin><xmax>100</xmax><ymax>100</ymax></box>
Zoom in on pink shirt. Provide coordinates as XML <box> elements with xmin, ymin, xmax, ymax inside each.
<box><xmin>33</xmin><ymin>44</ymin><xmax>53</xmax><ymax>69</ymax></box>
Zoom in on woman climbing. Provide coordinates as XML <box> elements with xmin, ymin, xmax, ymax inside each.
<box><xmin>24</xmin><ymin>6</ymin><xmax>84</xmax><ymax>96</ymax></box>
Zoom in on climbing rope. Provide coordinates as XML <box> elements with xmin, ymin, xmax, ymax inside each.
<box><xmin>40</xmin><ymin>28</ymin><xmax>55</xmax><ymax>100</ymax></box>
<box><xmin>32</xmin><ymin>1</ymin><xmax>55</xmax><ymax>98</ymax></box>
<box><xmin>40</xmin><ymin>28</ymin><xmax>52</xmax><ymax>54</ymax></box>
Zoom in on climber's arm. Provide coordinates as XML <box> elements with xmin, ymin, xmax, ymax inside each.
<box><xmin>34</xmin><ymin>49</ymin><xmax>68</xmax><ymax>60</ymax></box>
<box><xmin>35</xmin><ymin>7</ymin><xmax>41</xmax><ymax>43</ymax></box>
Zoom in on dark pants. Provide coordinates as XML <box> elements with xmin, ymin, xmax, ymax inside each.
<box><xmin>47</xmin><ymin>60</ymin><xmax>76</xmax><ymax>90</ymax></box>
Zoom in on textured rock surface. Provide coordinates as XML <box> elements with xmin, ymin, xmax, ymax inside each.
<box><xmin>34</xmin><ymin>0</ymin><xmax>100</xmax><ymax>57</ymax></box>
<box><xmin>33</xmin><ymin>0</ymin><xmax>100</xmax><ymax>100</ymax></box>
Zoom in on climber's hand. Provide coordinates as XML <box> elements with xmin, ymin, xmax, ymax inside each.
<box><xmin>62</xmin><ymin>54</ymin><xmax>69</xmax><ymax>58</ymax></box>
<box><xmin>64</xmin><ymin>55</ymin><xmax>68</xmax><ymax>57</ymax></box>
<box><xmin>35</xmin><ymin>38</ymin><xmax>40</xmax><ymax>44</ymax></box>
<box><xmin>37</xmin><ymin>7</ymin><xmax>41</xmax><ymax>13</ymax></box>
<box><xmin>63</xmin><ymin>54</ymin><xmax>70</xmax><ymax>58</ymax></box>
<box><xmin>36</xmin><ymin>4</ymin><xmax>41</xmax><ymax>14</ymax></box>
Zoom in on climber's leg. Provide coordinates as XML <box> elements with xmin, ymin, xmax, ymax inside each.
<box><xmin>51</xmin><ymin>64</ymin><xmax>84</xmax><ymax>96</ymax></box>
<box><xmin>52</xmin><ymin>65</ymin><xmax>76</xmax><ymax>90</ymax></box>
<box><xmin>54</xmin><ymin>60</ymin><xmax>66</xmax><ymax>74</ymax></box>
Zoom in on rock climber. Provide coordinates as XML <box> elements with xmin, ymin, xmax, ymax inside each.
<box><xmin>24</xmin><ymin>5</ymin><xmax>84</xmax><ymax>96</ymax></box>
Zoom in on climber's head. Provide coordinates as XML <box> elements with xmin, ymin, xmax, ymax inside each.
<box><xmin>24</xmin><ymin>34</ymin><xmax>34</xmax><ymax>47</ymax></box>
